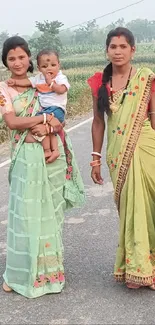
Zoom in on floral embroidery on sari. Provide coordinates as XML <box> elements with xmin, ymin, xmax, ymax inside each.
<box><xmin>34</xmin><ymin>271</ymin><xmax>65</xmax><ymax>288</ymax></box>
<box><xmin>64</xmin><ymin>141</ymin><xmax>73</xmax><ymax>180</ymax></box>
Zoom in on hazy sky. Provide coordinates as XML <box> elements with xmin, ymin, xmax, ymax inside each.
<box><xmin>0</xmin><ymin>0</ymin><xmax>154</xmax><ymax>36</ymax></box>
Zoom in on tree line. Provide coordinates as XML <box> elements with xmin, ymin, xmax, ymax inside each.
<box><xmin>1</xmin><ymin>18</ymin><xmax>155</xmax><ymax>59</ymax></box>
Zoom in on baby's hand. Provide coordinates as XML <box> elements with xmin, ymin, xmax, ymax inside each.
<box><xmin>6</xmin><ymin>78</ymin><xmax>16</xmax><ymax>87</ymax></box>
<box><xmin>45</xmin><ymin>73</ymin><xmax>53</xmax><ymax>86</ymax></box>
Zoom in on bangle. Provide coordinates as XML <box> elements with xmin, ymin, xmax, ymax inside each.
<box><xmin>45</xmin><ymin>123</ymin><xmax>50</xmax><ymax>134</ymax></box>
<box><xmin>90</xmin><ymin>160</ymin><xmax>101</xmax><ymax>167</ymax></box>
<box><xmin>47</xmin><ymin>113</ymin><xmax>54</xmax><ymax>123</ymax></box>
<box><xmin>43</xmin><ymin>113</ymin><xmax>46</xmax><ymax>124</ymax></box>
<box><xmin>91</xmin><ymin>152</ymin><xmax>102</xmax><ymax>158</ymax></box>
<box><xmin>50</xmin><ymin>81</ymin><xmax>54</xmax><ymax>89</ymax></box>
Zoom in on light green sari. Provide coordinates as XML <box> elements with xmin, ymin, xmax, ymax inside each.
<box><xmin>107</xmin><ymin>67</ymin><xmax>155</xmax><ymax>286</ymax></box>
<box><xmin>2</xmin><ymin>88</ymin><xmax>85</xmax><ymax>298</ymax></box>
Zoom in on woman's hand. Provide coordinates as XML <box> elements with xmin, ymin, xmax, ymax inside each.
<box><xmin>47</xmin><ymin>115</ymin><xmax>63</xmax><ymax>133</ymax></box>
<box><xmin>91</xmin><ymin>166</ymin><xmax>103</xmax><ymax>185</ymax></box>
<box><xmin>31</xmin><ymin>124</ymin><xmax>47</xmax><ymax>136</ymax></box>
<box><xmin>31</xmin><ymin>116</ymin><xmax>63</xmax><ymax>136</ymax></box>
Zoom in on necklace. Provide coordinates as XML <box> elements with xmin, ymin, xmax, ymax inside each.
<box><xmin>110</xmin><ymin>66</ymin><xmax>132</xmax><ymax>104</ymax></box>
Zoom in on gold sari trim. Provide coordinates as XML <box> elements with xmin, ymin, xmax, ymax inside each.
<box><xmin>114</xmin><ymin>271</ymin><xmax>155</xmax><ymax>286</ymax></box>
<box><xmin>114</xmin><ymin>74</ymin><xmax>155</xmax><ymax>210</ymax></box>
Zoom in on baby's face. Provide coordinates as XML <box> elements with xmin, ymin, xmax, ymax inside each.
<box><xmin>38</xmin><ymin>54</ymin><xmax>60</xmax><ymax>79</ymax></box>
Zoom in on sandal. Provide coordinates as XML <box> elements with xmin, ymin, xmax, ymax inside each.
<box><xmin>3</xmin><ymin>282</ymin><xmax>12</xmax><ymax>292</ymax></box>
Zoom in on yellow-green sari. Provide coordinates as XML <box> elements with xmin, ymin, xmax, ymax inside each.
<box><xmin>107</xmin><ymin>67</ymin><xmax>155</xmax><ymax>286</ymax></box>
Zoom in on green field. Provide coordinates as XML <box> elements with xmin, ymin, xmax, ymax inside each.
<box><xmin>0</xmin><ymin>43</ymin><xmax>155</xmax><ymax>143</ymax></box>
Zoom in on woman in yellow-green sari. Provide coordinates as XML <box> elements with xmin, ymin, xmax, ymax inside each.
<box><xmin>88</xmin><ymin>27</ymin><xmax>155</xmax><ymax>289</ymax></box>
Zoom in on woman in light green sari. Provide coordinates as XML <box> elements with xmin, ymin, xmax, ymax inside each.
<box><xmin>0</xmin><ymin>36</ymin><xmax>85</xmax><ymax>298</ymax></box>
<box><xmin>88</xmin><ymin>27</ymin><xmax>155</xmax><ymax>289</ymax></box>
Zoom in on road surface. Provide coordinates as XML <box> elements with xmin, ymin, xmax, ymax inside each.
<box><xmin>0</xmin><ymin>113</ymin><xmax>155</xmax><ymax>325</ymax></box>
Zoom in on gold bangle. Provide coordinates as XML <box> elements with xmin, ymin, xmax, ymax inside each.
<box><xmin>50</xmin><ymin>81</ymin><xmax>54</xmax><ymax>89</ymax></box>
<box><xmin>43</xmin><ymin>113</ymin><xmax>46</xmax><ymax>124</ymax></box>
<box><xmin>45</xmin><ymin>123</ymin><xmax>50</xmax><ymax>134</ymax></box>
<box><xmin>90</xmin><ymin>160</ymin><xmax>101</xmax><ymax>167</ymax></box>
<box><xmin>47</xmin><ymin>113</ymin><xmax>54</xmax><ymax>123</ymax></box>
<box><xmin>90</xmin><ymin>163</ymin><xmax>102</xmax><ymax>167</ymax></box>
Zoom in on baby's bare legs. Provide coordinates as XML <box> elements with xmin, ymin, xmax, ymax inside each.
<box><xmin>41</xmin><ymin>135</ymin><xmax>52</xmax><ymax>160</ymax></box>
<box><xmin>42</xmin><ymin>134</ymin><xmax>60</xmax><ymax>163</ymax></box>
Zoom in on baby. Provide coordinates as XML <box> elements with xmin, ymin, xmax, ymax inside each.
<box><xmin>8</xmin><ymin>49</ymin><xmax>70</xmax><ymax>163</ymax></box>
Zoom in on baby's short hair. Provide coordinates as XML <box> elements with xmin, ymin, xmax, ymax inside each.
<box><xmin>37</xmin><ymin>49</ymin><xmax>59</xmax><ymax>65</ymax></box>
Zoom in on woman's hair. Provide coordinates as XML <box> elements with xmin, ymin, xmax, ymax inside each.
<box><xmin>2</xmin><ymin>36</ymin><xmax>34</xmax><ymax>73</ymax></box>
<box><xmin>98</xmin><ymin>27</ymin><xmax>135</xmax><ymax>116</ymax></box>
<box><xmin>36</xmin><ymin>49</ymin><xmax>60</xmax><ymax>66</ymax></box>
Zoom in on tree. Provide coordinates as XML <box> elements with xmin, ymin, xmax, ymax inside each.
<box><xmin>29</xmin><ymin>20</ymin><xmax>64</xmax><ymax>56</ymax></box>
<box><xmin>126</xmin><ymin>19</ymin><xmax>155</xmax><ymax>42</ymax></box>
<box><xmin>0</xmin><ymin>31</ymin><xmax>9</xmax><ymax>49</ymax></box>
<box><xmin>59</xmin><ymin>30</ymin><xmax>74</xmax><ymax>46</ymax></box>
<box><xmin>73</xmin><ymin>20</ymin><xmax>99</xmax><ymax>44</ymax></box>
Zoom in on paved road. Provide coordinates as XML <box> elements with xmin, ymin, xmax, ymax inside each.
<box><xmin>0</xmin><ymin>114</ymin><xmax>155</xmax><ymax>325</ymax></box>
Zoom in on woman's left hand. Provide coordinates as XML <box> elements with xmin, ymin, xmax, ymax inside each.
<box><xmin>47</xmin><ymin>116</ymin><xmax>63</xmax><ymax>133</ymax></box>
<box><xmin>31</xmin><ymin>124</ymin><xmax>47</xmax><ymax>136</ymax></box>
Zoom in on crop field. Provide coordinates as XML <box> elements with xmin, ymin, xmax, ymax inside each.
<box><xmin>0</xmin><ymin>43</ymin><xmax>155</xmax><ymax>143</ymax></box>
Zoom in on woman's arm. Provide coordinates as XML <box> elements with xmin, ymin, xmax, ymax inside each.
<box><xmin>0</xmin><ymin>84</ymin><xmax>44</xmax><ymax>130</ymax></box>
<box><xmin>149</xmin><ymin>81</ymin><xmax>155</xmax><ymax>129</ymax></box>
<box><xmin>3</xmin><ymin>111</ymin><xmax>44</xmax><ymax>130</ymax></box>
<box><xmin>7</xmin><ymin>78</ymin><xmax>32</xmax><ymax>88</ymax></box>
<box><xmin>91</xmin><ymin>94</ymin><xmax>104</xmax><ymax>184</ymax></box>
<box><xmin>31</xmin><ymin>117</ymin><xmax>63</xmax><ymax>135</ymax></box>
<box><xmin>92</xmin><ymin>95</ymin><xmax>105</xmax><ymax>159</ymax></box>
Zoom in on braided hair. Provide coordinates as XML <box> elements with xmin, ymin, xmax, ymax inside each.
<box><xmin>98</xmin><ymin>27</ymin><xmax>135</xmax><ymax>116</ymax></box>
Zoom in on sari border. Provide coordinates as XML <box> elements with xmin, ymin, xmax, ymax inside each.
<box><xmin>9</xmin><ymin>90</ymin><xmax>39</xmax><ymax>184</ymax></box>
<box><xmin>114</xmin><ymin>271</ymin><xmax>155</xmax><ymax>286</ymax></box>
<box><xmin>114</xmin><ymin>73</ymin><xmax>155</xmax><ymax>210</ymax></box>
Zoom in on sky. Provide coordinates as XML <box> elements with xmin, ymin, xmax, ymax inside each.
<box><xmin>0</xmin><ymin>0</ymin><xmax>154</xmax><ymax>36</ymax></box>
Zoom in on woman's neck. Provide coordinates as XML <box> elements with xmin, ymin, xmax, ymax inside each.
<box><xmin>11</xmin><ymin>74</ymin><xmax>27</xmax><ymax>80</ymax></box>
<box><xmin>112</xmin><ymin>63</ymin><xmax>132</xmax><ymax>76</ymax></box>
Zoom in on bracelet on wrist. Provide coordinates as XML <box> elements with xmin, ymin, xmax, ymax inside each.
<box><xmin>45</xmin><ymin>124</ymin><xmax>50</xmax><ymax>134</ymax></box>
<box><xmin>90</xmin><ymin>159</ymin><xmax>101</xmax><ymax>167</ymax></box>
<box><xmin>43</xmin><ymin>113</ymin><xmax>46</xmax><ymax>125</ymax></box>
<box><xmin>47</xmin><ymin>113</ymin><xmax>54</xmax><ymax>123</ymax></box>
<box><xmin>91</xmin><ymin>151</ymin><xmax>102</xmax><ymax>158</ymax></box>
<box><xmin>50</xmin><ymin>81</ymin><xmax>54</xmax><ymax>89</ymax></box>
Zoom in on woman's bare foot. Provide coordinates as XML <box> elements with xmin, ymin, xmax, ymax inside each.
<box><xmin>3</xmin><ymin>282</ymin><xmax>12</xmax><ymax>292</ymax></box>
<box><xmin>126</xmin><ymin>283</ymin><xmax>141</xmax><ymax>289</ymax></box>
<box><xmin>149</xmin><ymin>284</ymin><xmax>155</xmax><ymax>290</ymax></box>
<box><xmin>46</xmin><ymin>149</ymin><xmax>60</xmax><ymax>163</ymax></box>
